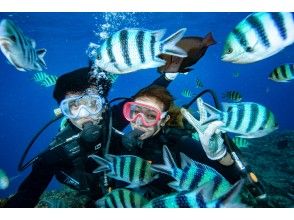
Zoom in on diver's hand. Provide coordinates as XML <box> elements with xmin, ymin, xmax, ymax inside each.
<box><xmin>200</xmin><ymin>120</ymin><xmax>227</xmax><ymax>160</ymax></box>
<box><xmin>181</xmin><ymin>97</ymin><xmax>227</xmax><ymax>160</ymax></box>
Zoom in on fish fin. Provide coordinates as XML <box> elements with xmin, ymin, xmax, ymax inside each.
<box><xmin>30</xmin><ymin>38</ymin><xmax>36</xmax><ymax>48</ymax></box>
<box><xmin>185</xmin><ymin>180</ymin><xmax>215</xmax><ymax>201</ymax></box>
<box><xmin>141</xmin><ymin>59</ymin><xmax>166</xmax><ymax>69</ymax></box>
<box><xmin>218</xmin><ymin>179</ymin><xmax>245</xmax><ymax>207</ymax></box>
<box><xmin>93</xmin><ymin>165</ymin><xmax>109</xmax><ymax>173</ymax></box>
<box><xmin>37</xmin><ymin>48</ymin><xmax>47</xmax><ymax>69</ymax></box>
<box><xmin>201</xmin><ymin>102</ymin><xmax>222</xmax><ymax>125</ymax></box>
<box><xmin>180</xmin><ymin>152</ymin><xmax>193</xmax><ymax>169</ymax></box>
<box><xmin>105</xmin><ymin>154</ymin><xmax>116</xmax><ymax>162</ymax></box>
<box><xmin>151</xmin><ymin>145</ymin><xmax>178</xmax><ymax>177</ymax></box>
<box><xmin>151</xmin><ymin>164</ymin><xmax>172</xmax><ymax>176</ymax></box>
<box><xmin>161</xmin><ymin>28</ymin><xmax>187</xmax><ymax>58</ymax></box>
<box><xmin>88</xmin><ymin>154</ymin><xmax>111</xmax><ymax>173</ymax></box>
<box><xmin>203</xmin><ymin>32</ymin><xmax>217</xmax><ymax>46</ymax></box>
<box><xmin>95</xmin><ymin>197</ymin><xmax>105</xmax><ymax>208</ymax></box>
<box><xmin>15</xmin><ymin>66</ymin><xmax>26</xmax><ymax>71</ymax></box>
<box><xmin>126</xmin><ymin>183</ymin><xmax>140</xmax><ymax>189</ymax></box>
<box><xmin>151</xmin><ymin>29</ymin><xmax>166</xmax><ymax>41</ymax></box>
<box><xmin>168</xmin><ymin>181</ymin><xmax>182</xmax><ymax>191</ymax></box>
<box><xmin>162</xmin><ymin>145</ymin><xmax>178</xmax><ymax>171</ymax></box>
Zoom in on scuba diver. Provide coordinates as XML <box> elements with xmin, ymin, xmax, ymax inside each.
<box><xmin>114</xmin><ymin>85</ymin><xmax>267</xmax><ymax>204</ymax></box>
<box><xmin>3</xmin><ymin>66</ymin><xmax>177</xmax><ymax>208</ymax></box>
<box><xmin>114</xmin><ymin>86</ymin><xmax>241</xmax><ymax>196</ymax></box>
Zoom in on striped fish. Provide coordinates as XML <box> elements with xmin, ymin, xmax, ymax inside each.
<box><xmin>202</xmin><ymin>102</ymin><xmax>278</xmax><ymax>138</ymax></box>
<box><xmin>89</xmin><ymin>154</ymin><xmax>159</xmax><ymax>188</ymax></box>
<box><xmin>222</xmin><ymin>90</ymin><xmax>242</xmax><ymax>102</ymax></box>
<box><xmin>0</xmin><ymin>19</ymin><xmax>47</xmax><ymax>71</ymax></box>
<box><xmin>232</xmin><ymin>136</ymin><xmax>250</xmax><ymax>148</ymax></box>
<box><xmin>181</xmin><ymin>89</ymin><xmax>193</xmax><ymax>98</ymax></box>
<box><xmin>33</xmin><ymin>72</ymin><xmax>58</xmax><ymax>87</ymax></box>
<box><xmin>269</xmin><ymin>63</ymin><xmax>294</xmax><ymax>82</ymax></box>
<box><xmin>144</xmin><ymin>179</ymin><xmax>245</xmax><ymax>208</ymax></box>
<box><xmin>222</xmin><ymin>12</ymin><xmax>294</xmax><ymax>64</ymax></box>
<box><xmin>94</xmin><ymin>28</ymin><xmax>187</xmax><ymax>74</ymax></box>
<box><xmin>152</xmin><ymin>146</ymin><xmax>231</xmax><ymax>200</ymax></box>
<box><xmin>96</xmin><ymin>188</ymin><xmax>148</xmax><ymax>208</ymax></box>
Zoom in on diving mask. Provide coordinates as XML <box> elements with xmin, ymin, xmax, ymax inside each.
<box><xmin>60</xmin><ymin>93</ymin><xmax>104</xmax><ymax>119</ymax></box>
<box><xmin>123</xmin><ymin>101</ymin><xmax>167</xmax><ymax>127</ymax></box>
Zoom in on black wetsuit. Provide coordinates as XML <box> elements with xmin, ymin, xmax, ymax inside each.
<box><xmin>4</xmin><ymin>74</ymin><xmax>241</xmax><ymax>207</ymax></box>
<box><xmin>4</xmin><ymin>74</ymin><xmax>171</xmax><ymax>208</ymax></box>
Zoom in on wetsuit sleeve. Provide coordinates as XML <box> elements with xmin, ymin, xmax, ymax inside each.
<box><xmin>4</xmin><ymin>149</ymin><xmax>60</xmax><ymax>208</ymax></box>
<box><xmin>174</xmin><ymin>136</ymin><xmax>241</xmax><ymax>184</ymax></box>
<box><xmin>111</xmin><ymin>74</ymin><xmax>172</xmax><ymax>130</ymax></box>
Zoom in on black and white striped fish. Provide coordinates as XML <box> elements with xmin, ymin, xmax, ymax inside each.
<box><xmin>222</xmin><ymin>90</ymin><xmax>242</xmax><ymax>102</ymax></box>
<box><xmin>269</xmin><ymin>63</ymin><xmax>294</xmax><ymax>82</ymax></box>
<box><xmin>89</xmin><ymin>154</ymin><xmax>159</xmax><ymax>188</ymax></box>
<box><xmin>0</xmin><ymin>19</ymin><xmax>47</xmax><ymax>71</ymax></box>
<box><xmin>144</xmin><ymin>179</ymin><xmax>245</xmax><ymax>208</ymax></box>
<box><xmin>96</xmin><ymin>188</ymin><xmax>149</xmax><ymax>208</ymax></box>
<box><xmin>222</xmin><ymin>12</ymin><xmax>294</xmax><ymax>64</ymax></box>
<box><xmin>151</xmin><ymin>146</ymin><xmax>231</xmax><ymax>200</ymax></box>
<box><xmin>94</xmin><ymin>28</ymin><xmax>187</xmax><ymax>74</ymax></box>
<box><xmin>202</xmin><ymin>102</ymin><xmax>278</xmax><ymax>138</ymax></box>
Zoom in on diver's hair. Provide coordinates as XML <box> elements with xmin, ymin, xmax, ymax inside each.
<box><xmin>53</xmin><ymin>67</ymin><xmax>112</xmax><ymax>104</ymax></box>
<box><xmin>133</xmin><ymin>85</ymin><xmax>184</xmax><ymax>128</ymax></box>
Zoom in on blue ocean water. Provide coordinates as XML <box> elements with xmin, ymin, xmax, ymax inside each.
<box><xmin>0</xmin><ymin>12</ymin><xmax>293</xmax><ymax>198</ymax></box>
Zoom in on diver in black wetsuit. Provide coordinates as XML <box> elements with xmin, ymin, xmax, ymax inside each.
<box><xmin>4</xmin><ymin>67</ymin><xmax>173</xmax><ymax>208</ymax></box>
<box><xmin>111</xmin><ymin>85</ymin><xmax>241</xmax><ymax>199</ymax></box>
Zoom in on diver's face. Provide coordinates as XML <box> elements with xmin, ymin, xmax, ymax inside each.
<box><xmin>65</xmin><ymin>91</ymin><xmax>103</xmax><ymax>130</ymax></box>
<box><xmin>130</xmin><ymin>96</ymin><xmax>169</xmax><ymax>140</ymax></box>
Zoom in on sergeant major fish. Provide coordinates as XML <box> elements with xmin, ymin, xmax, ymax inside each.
<box><xmin>96</xmin><ymin>188</ymin><xmax>149</xmax><ymax>208</ymax></box>
<box><xmin>0</xmin><ymin>19</ymin><xmax>47</xmax><ymax>71</ymax></box>
<box><xmin>222</xmin><ymin>90</ymin><xmax>242</xmax><ymax>102</ymax></box>
<box><xmin>94</xmin><ymin>28</ymin><xmax>187</xmax><ymax>74</ymax></box>
<box><xmin>202</xmin><ymin>101</ymin><xmax>278</xmax><ymax>138</ymax></box>
<box><xmin>144</xmin><ymin>179</ymin><xmax>245</xmax><ymax>208</ymax></box>
<box><xmin>151</xmin><ymin>146</ymin><xmax>231</xmax><ymax>199</ymax></box>
<box><xmin>268</xmin><ymin>63</ymin><xmax>294</xmax><ymax>82</ymax></box>
<box><xmin>222</xmin><ymin>12</ymin><xmax>294</xmax><ymax>64</ymax></box>
<box><xmin>89</xmin><ymin>154</ymin><xmax>159</xmax><ymax>188</ymax></box>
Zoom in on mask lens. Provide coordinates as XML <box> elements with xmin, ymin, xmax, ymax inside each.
<box><xmin>60</xmin><ymin>94</ymin><xmax>103</xmax><ymax>119</ymax></box>
<box><xmin>123</xmin><ymin>102</ymin><xmax>164</xmax><ymax>127</ymax></box>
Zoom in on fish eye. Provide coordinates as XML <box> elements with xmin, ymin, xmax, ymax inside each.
<box><xmin>9</xmin><ymin>35</ymin><xmax>16</xmax><ymax>42</ymax></box>
<box><xmin>245</xmin><ymin>46</ymin><xmax>253</xmax><ymax>52</ymax></box>
<box><xmin>226</xmin><ymin>47</ymin><xmax>233</xmax><ymax>54</ymax></box>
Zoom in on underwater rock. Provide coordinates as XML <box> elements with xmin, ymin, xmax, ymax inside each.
<box><xmin>240</xmin><ymin>130</ymin><xmax>294</xmax><ymax>207</ymax></box>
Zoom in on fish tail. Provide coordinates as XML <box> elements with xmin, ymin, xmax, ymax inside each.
<box><xmin>36</xmin><ymin>48</ymin><xmax>47</xmax><ymax>69</ymax></box>
<box><xmin>161</xmin><ymin>28</ymin><xmax>187</xmax><ymax>58</ymax></box>
<box><xmin>151</xmin><ymin>145</ymin><xmax>178</xmax><ymax>177</ymax></box>
<box><xmin>88</xmin><ymin>154</ymin><xmax>111</xmax><ymax>173</ymax></box>
<box><xmin>218</xmin><ymin>179</ymin><xmax>245</xmax><ymax>207</ymax></box>
<box><xmin>203</xmin><ymin>32</ymin><xmax>217</xmax><ymax>46</ymax></box>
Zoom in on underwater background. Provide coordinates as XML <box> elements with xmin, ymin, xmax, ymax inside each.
<box><xmin>0</xmin><ymin>12</ymin><xmax>293</xmax><ymax>207</ymax></box>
